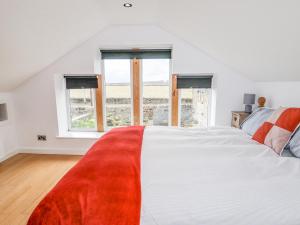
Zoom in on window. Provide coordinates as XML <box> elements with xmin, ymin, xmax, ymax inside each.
<box><xmin>180</xmin><ymin>89</ymin><xmax>210</xmax><ymax>127</ymax></box>
<box><xmin>177</xmin><ymin>75</ymin><xmax>212</xmax><ymax>128</ymax></box>
<box><xmin>67</xmin><ymin>89</ymin><xmax>97</xmax><ymax>130</ymax></box>
<box><xmin>103</xmin><ymin>59</ymin><xmax>132</xmax><ymax>128</ymax></box>
<box><xmin>65</xmin><ymin>76</ymin><xmax>98</xmax><ymax>131</ymax></box>
<box><xmin>142</xmin><ymin>59</ymin><xmax>170</xmax><ymax>126</ymax></box>
<box><xmin>101</xmin><ymin>49</ymin><xmax>172</xmax><ymax>129</ymax></box>
<box><xmin>63</xmin><ymin>50</ymin><xmax>214</xmax><ymax>133</ymax></box>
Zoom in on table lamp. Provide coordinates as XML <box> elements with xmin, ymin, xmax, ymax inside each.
<box><xmin>243</xmin><ymin>94</ymin><xmax>256</xmax><ymax>113</ymax></box>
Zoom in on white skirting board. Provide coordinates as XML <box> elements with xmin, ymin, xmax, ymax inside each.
<box><xmin>0</xmin><ymin>147</ymin><xmax>88</xmax><ymax>162</ymax></box>
<box><xmin>18</xmin><ymin>147</ymin><xmax>88</xmax><ymax>155</ymax></box>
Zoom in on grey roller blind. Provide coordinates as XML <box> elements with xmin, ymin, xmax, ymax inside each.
<box><xmin>177</xmin><ymin>75</ymin><xmax>213</xmax><ymax>89</ymax></box>
<box><xmin>101</xmin><ymin>49</ymin><xmax>172</xmax><ymax>59</ymax></box>
<box><xmin>65</xmin><ymin>75</ymin><xmax>98</xmax><ymax>89</ymax></box>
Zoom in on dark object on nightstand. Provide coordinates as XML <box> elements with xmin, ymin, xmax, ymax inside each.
<box><xmin>243</xmin><ymin>94</ymin><xmax>256</xmax><ymax>113</ymax></box>
<box><xmin>231</xmin><ymin>111</ymin><xmax>250</xmax><ymax>128</ymax></box>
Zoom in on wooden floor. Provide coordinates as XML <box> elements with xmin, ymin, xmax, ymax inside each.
<box><xmin>0</xmin><ymin>154</ymin><xmax>81</xmax><ymax>225</ymax></box>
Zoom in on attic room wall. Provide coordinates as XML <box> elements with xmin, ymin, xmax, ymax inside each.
<box><xmin>0</xmin><ymin>93</ymin><xmax>18</xmax><ymax>161</ymax></box>
<box><xmin>13</xmin><ymin>25</ymin><xmax>255</xmax><ymax>154</ymax></box>
<box><xmin>256</xmin><ymin>82</ymin><xmax>300</xmax><ymax>108</ymax></box>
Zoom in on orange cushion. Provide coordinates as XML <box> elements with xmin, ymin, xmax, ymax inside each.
<box><xmin>275</xmin><ymin>108</ymin><xmax>300</xmax><ymax>131</ymax></box>
<box><xmin>252</xmin><ymin>122</ymin><xmax>273</xmax><ymax>143</ymax></box>
<box><xmin>252</xmin><ymin>107</ymin><xmax>300</xmax><ymax>155</ymax></box>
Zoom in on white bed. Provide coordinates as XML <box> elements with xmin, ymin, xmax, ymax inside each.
<box><xmin>140</xmin><ymin>126</ymin><xmax>300</xmax><ymax>225</ymax></box>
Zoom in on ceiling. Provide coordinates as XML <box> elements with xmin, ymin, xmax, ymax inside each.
<box><xmin>1</xmin><ymin>0</ymin><xmax>299</xmax><ymax>91</ymax></box>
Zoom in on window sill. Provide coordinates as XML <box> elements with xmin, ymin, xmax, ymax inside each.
<box><xmin>56</xmin><ymin>131</ymin><xmax>105</xmax><ymax>139</ymax></box>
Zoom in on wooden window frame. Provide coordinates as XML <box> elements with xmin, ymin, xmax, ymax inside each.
<box><xmin>171</xmin><ymin>74</ymin><xmax>179</xmax><ymax>126</ymax></box>
<box><xmin>132</xmin><ymin>59</ymin><xmax>141</xmax><ymax>126</ymax></box>
<box><xmin>95</xmin><ymin>75</ymin><xmax>104</xmax><ymax>132</ymax></box>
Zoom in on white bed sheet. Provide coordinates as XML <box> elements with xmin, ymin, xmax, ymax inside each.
<box><xmin>141</xmin><ymin>126</ymin><xmax>300</xmax><ymax>225</ymax></box>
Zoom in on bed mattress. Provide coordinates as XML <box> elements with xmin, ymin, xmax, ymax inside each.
<box><xmin>141</xmin><ymin>126</ymin><xmax>300</xmax><ymax>225</ymax></box>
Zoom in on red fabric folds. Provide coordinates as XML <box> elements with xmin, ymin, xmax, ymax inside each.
<box><xmin>27</xmin><ymin>126</ymin><xmax>145</xmax><ymax>225</ymax></box>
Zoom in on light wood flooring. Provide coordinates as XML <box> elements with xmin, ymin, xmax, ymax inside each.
<box><xmin>0</xmin><ymin>154</ymin><xmax>81</xmax><ymax>225</ymax></box>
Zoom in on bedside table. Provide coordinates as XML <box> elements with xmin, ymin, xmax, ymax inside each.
<box><xmin>231</xmin><ymin>111</ymin><xmax>250</xmax><ymax>128</ymax></box>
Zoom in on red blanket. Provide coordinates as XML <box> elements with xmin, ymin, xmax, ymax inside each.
<box><xmin>27</xmin><ymin>126</ymin><xmax>145</xmax><ymax>225</ymax></box>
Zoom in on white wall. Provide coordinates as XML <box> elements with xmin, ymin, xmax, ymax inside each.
<box><xmin>256</xmin><ymin>82</ymin><xmax>300</xmax><ymax>108</ymax></box>
<box><xmin>13</xmin><ymin>25</ymin><xmax>255</xmax><ymax>154</ymax></box>
<box><xmin>0</xmin><ymin>92</ymin><xmax>18</xmax><ymax>161</ymax></box>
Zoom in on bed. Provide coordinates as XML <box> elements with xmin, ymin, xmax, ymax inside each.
<box><xmin>27</xmin><ymin>125</ymin><xmax>300</xmax><ymax>225</ymax></box>
<box><xmin>141</xmin><ymin>126</ymin><xmax>300</xmax><ymax>225</ymax></box>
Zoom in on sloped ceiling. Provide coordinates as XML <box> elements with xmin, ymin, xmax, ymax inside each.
<box><xmin>158</xmin><ymin>0</ymin><xmax>300</xmax><ymax>82</ymax></box>
<box><xmin>0</xmin><ymin>0</ymin><xmax>299</xmax><ymax>91</ymax></box>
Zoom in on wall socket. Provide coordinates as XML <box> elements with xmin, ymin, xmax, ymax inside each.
<box><xmin>37</xmin><ymin>135</ymin><xmax>47</xmax><ymax>141</ymax></box>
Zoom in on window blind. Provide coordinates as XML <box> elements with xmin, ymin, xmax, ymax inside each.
<box><xmin>64</xmin><ymin>75</ymin><xmax>98</xmax><ymax>89</ymax></box>
<box><xmin>177</xmin><ymin>75</ymin><xmax>213</xmax><ymax>89</ymax></box>
<box><xmin>101</xmin><ymin>49</ymin><xmax>172</xmax><ymax>59</ymax></box>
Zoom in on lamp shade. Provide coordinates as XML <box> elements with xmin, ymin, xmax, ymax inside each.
<box><xmin>243</xmin><ymin>94</ymin><xmax>256</xmax><ymax>105</ymax></box>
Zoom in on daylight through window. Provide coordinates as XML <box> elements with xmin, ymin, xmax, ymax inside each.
<box><xmin>67</xmin><ymin>88</ymin><xmax>97</xmax><ymax>130</ymax></box>
<box><xmin>180</xmin><ymin>88</ymin><xmax>210</xmax><ymax>127</ymax></box>
<box><xmin>142</xmin><ymin>59</ymin><xmax>170</xmax><ymax>126</ymax></box>
<box><xmin>104</xmin><ymin>59</ymin><xmax>132</xmax><ymax>128</ymax></box>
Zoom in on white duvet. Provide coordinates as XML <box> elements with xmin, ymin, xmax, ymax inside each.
<box><xmin>140</xmin><ymin>126</ymin><xmax>300</xmax><ymax>225</ymax></box>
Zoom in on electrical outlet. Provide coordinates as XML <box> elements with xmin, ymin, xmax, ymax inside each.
<box><xmin>37</xmin><ymin>135</ymin><xmax>47</xmax><ymax>141</ymax></box>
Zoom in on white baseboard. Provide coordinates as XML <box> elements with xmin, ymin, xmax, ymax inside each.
<box><xmin>18</xmin><ymin>147</ymin><xmax>88</xmax><ymax>155</ymax></box>
<box><xmin>1</xmin><ymin>147</ymin><xmax>88</xmax><ymax>162</ymax></box>
<box><xmin>0</xmin><ymin>150</ymin><xmax>18</xmax><ymax>163</ymax></box>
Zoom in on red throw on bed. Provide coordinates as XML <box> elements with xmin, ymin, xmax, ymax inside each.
<box><xmin>27</xmin><ymin>126</ymin><xmax>145</xmax><ymax>225</ymax></box>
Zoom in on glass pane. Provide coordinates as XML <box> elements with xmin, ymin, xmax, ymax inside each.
<box><xmin>68</xmin><ymin>89</ymin><xmax>96</xmax><ymax>130</ymax></box>
<box><xmin>180</xmin><ymin>89</ymin><xmax>210</xmax><ymax>128</ymax></box>
<box><xmin>104</xmin><ymin>59</ymin><xmax>131</xmax><ymax>128</ymax></box>
<box><xmin>142</xmin><ymin>59</ymin><xmax>170</xmax><ymax>126</ymax></box>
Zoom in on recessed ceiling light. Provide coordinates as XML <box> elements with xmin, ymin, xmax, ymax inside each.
<box><xmin>123</xmin><ymin>3</ymin><xmax>133</xmax><ymax>8</ymax></box>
